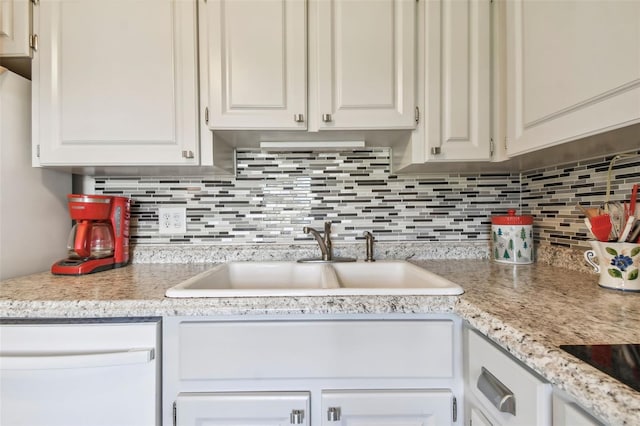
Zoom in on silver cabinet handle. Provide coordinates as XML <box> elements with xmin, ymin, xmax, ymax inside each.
<box><xmin>322</xmin><ymin>113</ymin><xmax>332</xmax><ymax>123</ymax></box>
<box><xmin>182</xmin><ymin>150</ymin><xmax>195</xmax><ymax>159</ymax></box>
<box><xmin>327</xmin><ymin>406</ymin><xmax>341</xmax><ymax>421</ymax></box>
<box><xmin>431</xmin><ymin>147</ymin><xmax>442</xmax><ymax>155</ymax></box>
<box><xmin>294</xmin><ymin>114</ymin><xmax>305</xmax><ymax>123</ymax></box>
<box><xmin>289</xmin><ymin>409</ymin><xmax>305</xmax><ymax>424</ymax></box>
<box><xmin>0</xmin><ymin>348</ymin><xmax>154</xmax><ymax>370</ymax></box>
<box><xmin>477</xmin><ymin>366</ymin><xmax>516</xmax><ymax>415</ymax></box>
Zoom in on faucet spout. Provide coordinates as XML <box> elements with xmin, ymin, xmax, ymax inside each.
<box><xmin>303</xmin><ymin>222</ymin><xmax>333</xmax><ymax>261</ymax></box>
<box><xmin>323</xmin><ymin>222</ymin><xmax>332</xmax><ymax>260</ymax></box>
<box><xmin>363</xmin><ymin>231</ymin><xmax>375</xmax><ymax>262</ymax></box>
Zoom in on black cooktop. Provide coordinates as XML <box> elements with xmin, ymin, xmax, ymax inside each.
<box><xmin>560</xmin><ymin>344</ymin><xmax>640</xmax><ymax>393</ymax></box>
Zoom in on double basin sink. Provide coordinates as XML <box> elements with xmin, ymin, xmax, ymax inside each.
<box><xmin>165</xmin><ymin>260</ymin><xmax>464</xmax><ymax>297</ymax></box>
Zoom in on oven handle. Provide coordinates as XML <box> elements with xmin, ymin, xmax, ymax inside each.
<box><xmin>0</xmin><ymin>348</ymin><xmax>154</xmax><ymax>370</ymax></box>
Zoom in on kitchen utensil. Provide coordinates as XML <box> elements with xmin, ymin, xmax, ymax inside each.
<box><xmin>630</xmin><ymin>183</ymin><xmax>638</xmax><ymax>217</ymax></box>
<box><xmin>604</xmin><ymin>201</ymin><xmax>624</xmax><ymax>240</ymax></box>
<box><xmin>589</xmin><ymin>214</ymin><xmax>613</xmax><ymax>242</ymax></box>
<box><xmin>576</xmin><ymin>204</ymin><xmax>601</xmax><ymax>219</ymax></box>
<box><xmin>618</xmin><ymin>216</ymin><xmax>636</xmax><ymax>242</ymax></box>
<box><xmin>628</xmin><ymin>220</ymin><xmax>640</xmax><ymax>243</ymax></box>
<box><xmin>584</xmin><ymin>217</ymin><xmax>594</xmax><ymax>237</ymax></box>
<box><xmin>602</xmin><ymin>155</ymin><xmax>638</xmax><ymax>240</ymax></box>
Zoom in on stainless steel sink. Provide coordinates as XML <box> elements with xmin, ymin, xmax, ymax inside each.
<box><xmin>165</xmin><ymin>260</ymin><xmax>464</xmax><ymax>297</ymax></box>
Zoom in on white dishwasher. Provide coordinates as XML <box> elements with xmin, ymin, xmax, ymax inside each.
<box><xmin>0</xmin><ymin>318</ymin><xmax>160</xmax><ymax>426</ymax></box>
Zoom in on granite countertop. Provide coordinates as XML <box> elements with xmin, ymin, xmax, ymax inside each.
<box><xmin>1</xmin><ymin>259</ymin><xmax>639</xmax><ymax>424</ymax></box>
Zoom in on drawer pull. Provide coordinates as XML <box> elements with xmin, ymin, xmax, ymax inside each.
<box><xmin>477</xmin><ymin>366</ymin><xmax>516</xmax><ymax>415</ymax></box>
<box><xmin>290</xmin><ymin>409</ymin><xmax>305</xmax><ymax>424</ymax></box>
<box><xmin>327</xmin><ymin>406</ymin><xmax>341</xmax><ymax>421</ymax></box>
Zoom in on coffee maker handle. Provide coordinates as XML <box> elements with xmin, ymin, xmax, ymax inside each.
<box><xmin>74</xmin><ymin>220</ymin><xmax>93</xmax><ymax>258</ymax></box>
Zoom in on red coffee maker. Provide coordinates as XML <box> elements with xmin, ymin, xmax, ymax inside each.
<box><xmin>51</xmin><ymin>194</ymin><xmax>130</xmax><ymax>275</ymax></box>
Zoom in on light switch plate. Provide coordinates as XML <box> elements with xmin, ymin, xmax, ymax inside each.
<box><xmin>158</xmin><ymin>207</ymin><xmax>187</xmax><ymax>234</ymax></box>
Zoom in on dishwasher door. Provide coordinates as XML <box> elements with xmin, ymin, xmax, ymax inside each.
<box><xmin>0</xmin><ymin>318</ymin><xmax>160</xmax><ymax>426</ymax></box>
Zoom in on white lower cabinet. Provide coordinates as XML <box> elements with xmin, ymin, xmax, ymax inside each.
<box><xmin>175</xmin><ymin>389</ymin><xmax>453</xmax><ymax>426</ymax></box>
<box><xmin>164</xmin><ymin>316</ymin><xmax>462</xmax><ymax>426</ymax></box>
<box><xmin>464</xmin><ymin>326</ymin><xmax>552</xmax><ymax>426</ymax></box>
<box><xmin>469</xmin><ymin>405</ymin><xmax>493</xmax><ymax>426</ymax></box>
<box><xmin>321</xmin><ymin>389</ymin><xmax>453</xmax><ymax>425</ymax></box>
<box><xmin>176</xmin><ymin>392</ymin><xmax>311</xmax><ymax>426</ymax></box>
<box><xmin>552</xmin><ymin>391</ymin><xmax>602</xmax><ymax>426</ymax></box>
<box><xmin>463</xmin><ymin>325</ymin><xmax>607</xmax><ymax>426</ymax></box>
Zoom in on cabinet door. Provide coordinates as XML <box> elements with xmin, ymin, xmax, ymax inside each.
<box><xmin>201</xmin><ymin>0</ymin><xmax>307</xmax><ymax>130</ymax></box>
<box><xmin>506</xmin><ymin>0</ymin><xmax>640</xmax><ymax>156</ymax></box>
<box><xmin>33</xmin><ymin>0</ymin><xmax>199</xmax><ymax>166</ymax></box>
<box><xmin>321</xmin><ymin>389</ymin><xmax>453</xmax><ymax>426</ymax></box>
<box><xmin>176</xmin><ymin>392</ymin><xmax>310</xmax><ymax>426</ymax></box>
<box><xmin>465</xmin><ymin>328</ymin><xmax>552</xmax><ymax>426</ymax></box>
<box><xmin>552</xmin><ymin>393</ymin><xmax>602</xmax><ymax>426</ymax></box>
<box><xmin>0</xmin><ymin>0</ymin><xmax>32</xmax><ymax>57</ymax></box>
<box><xmin>470</xmin><ymin>406</ymin><xmax>494</xmax><ymax>426</ymax></box>
<box><xmin>422</xmin><ymin>0</ymin><xmax>491</xmax><ymax>161</ymax></box>
<box><xmin>316</xmin><ymin>0</ymin><xmax>416</xmax><ymax>130</ymax></box>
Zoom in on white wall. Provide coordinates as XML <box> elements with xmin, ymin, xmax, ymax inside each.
<box><xmin>0</xmin><ymin>68</ymin><xmax>71</xmax><ymax>280</ymax></box>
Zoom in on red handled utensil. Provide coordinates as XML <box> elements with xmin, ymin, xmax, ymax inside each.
<box><xmin>589</xmin><ymin>214</ymin><xmax>613</xmax><ymax>242</ymax></box>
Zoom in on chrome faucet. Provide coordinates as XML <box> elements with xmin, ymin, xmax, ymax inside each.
<box><xmin>303</xmin><ymin>221</ymin><xmax>333</xmax><ymax>261</ymax></box>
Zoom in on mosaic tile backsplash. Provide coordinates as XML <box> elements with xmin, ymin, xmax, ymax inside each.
<box><xmin>522</xmin><ymin>152</ymin><xmax>640</xmax><ymax>248</ymax></box>
<box><xmin>94</xmin><ymin>149</ymin><xmax>640</xmax><ymax>250</ymax></box>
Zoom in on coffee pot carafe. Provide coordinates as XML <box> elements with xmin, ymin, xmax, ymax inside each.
<box><xmin>52</xmin><ymin>194</ymin><xmax>130</xmax><ymax>275</ymax></box>
<box><xmin>67</xmin><ymin>221</ymin><xmax>114</xmax><ymax>259</ymax></box>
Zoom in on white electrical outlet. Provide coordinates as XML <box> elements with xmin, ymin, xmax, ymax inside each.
<box><xmin>158</xmin><ymin>207</ymin><xmax>187</xmax><ymax>234</ymax></box>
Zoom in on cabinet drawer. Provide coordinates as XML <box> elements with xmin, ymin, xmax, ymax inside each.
<box><xmin>321</xmin><ymin>389</ymin><xmax>453</xmax><ymax>426</ymax></box>
<box><xmin>179</xmin><ymin>320</ymin><xmax>453</xmax><ymax>380</ymax></box>
<box><xmin>176</xmin><ymin>391</ymin><xmax>310</xmax><ymax>426</ymax></box>
<box><xmin>465</xmin><ymin>328</ymin><xmax>551</xmax><ymax>425</ymax></box>
<box><xmin>552</xmin><ymin>392</ymin><xmax>602</xmax><ymax>426</ymax></box>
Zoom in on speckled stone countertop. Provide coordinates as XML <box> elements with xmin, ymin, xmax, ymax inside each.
<box><xmin>1</xmin><ymin>258</ymin><xmax>639</xmax><ymax>425</ymax></box>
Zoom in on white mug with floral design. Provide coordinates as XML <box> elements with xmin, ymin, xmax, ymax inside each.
<box><xmin>584</xmin><ymin>241</ymin><xmax>640</xmax><ymax>291</ymax></box>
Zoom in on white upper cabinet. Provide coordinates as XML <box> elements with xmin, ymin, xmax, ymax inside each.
<box><xmin>201</xmin><ymin>0</ymin><xmax>416</xmax><ymax>131</ymax></box>
<box><xmin>201</xmin><ymin>0</ymin><xmax>307</xmax><ymax>130</ymax></box>
<box><xmin>420</xmin><ymin>0</ymin><xmax>492</xmax><ymax>161</ymax></box>
<box><xmin>33</xmin><ymin>0</ymin><xmax>201</xmax><ymax>167</ymax></box>
<box><xmin>393</xmin><ymin>0</ymin><xmax>492</xmax><ymax>170</ymax></box>
<box><xmin>0</xmin><ymin>0</ymin><xmax>32</xmax><ymax>57</ymax></box>
<box><xmin>314</xmin><ymin>0</ymin><xmax>416</xmax><ymax>130</ymax></box>
<box><xmin>506</xmin><ymin>0</ymin><xmax>640</xmax><ymax>157</ymax></box>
